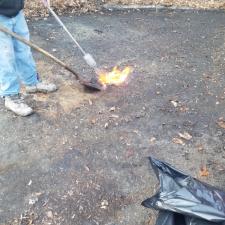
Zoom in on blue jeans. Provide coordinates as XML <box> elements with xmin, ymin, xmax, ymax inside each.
<box><xmin>0</xmin><ymin>10</ymin><xmax>38</xmax><ymax>96</ymax></box>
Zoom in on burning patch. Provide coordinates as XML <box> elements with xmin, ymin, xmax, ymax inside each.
<box><xmin>97</xmin><ymin>66</ymin><xmax>133</xmax><ymax>88</ymax></box>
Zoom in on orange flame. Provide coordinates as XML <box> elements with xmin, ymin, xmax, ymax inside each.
<box><xmin>98</xmin><ymin>66</ymin><xmax>132</xmax><ymax>87</ymax></box>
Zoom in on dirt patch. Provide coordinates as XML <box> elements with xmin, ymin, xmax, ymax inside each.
<box><xmin>32</xmin><ymin>60</ymin><xmax>98</xmax><ymax>118</ymax></box>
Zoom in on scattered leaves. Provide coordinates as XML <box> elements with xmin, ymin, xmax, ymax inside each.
<box><xmin>25</xmin><ymin>1</ymin><xmax>225</xmax><ymax>19</ymax></box>
<box><xmin>24</xmin><ymin>1</ymin><xmax>97</xmax><ymax>18</ymax></box>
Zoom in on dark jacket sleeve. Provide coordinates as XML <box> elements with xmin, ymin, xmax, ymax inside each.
<box><xmin>0</xmin><ymin>0</ymin><xmax>24</xmax><ymax>17</ymax></box>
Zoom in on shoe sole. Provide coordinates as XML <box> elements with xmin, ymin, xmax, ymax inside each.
<box><xmin>5</xmin><ymin>106</ymin><xmax>34</xmax><ymax>117</ymax></box>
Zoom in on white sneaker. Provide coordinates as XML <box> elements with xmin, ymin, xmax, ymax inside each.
<box><xmin>26</xmin><ymin>82</ymin><xmax>58</xmax><ymax>94</ymax></box>
<box><xmin>4</xmin><ymin>95</ymin><xmax>33</xmax><ymax>117</ymax></box>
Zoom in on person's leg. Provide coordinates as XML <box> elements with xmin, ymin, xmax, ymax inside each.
<box><xmin>13</xmin><ymin>11</ymin><xmax>57</xmax><ymax>93</ymax></box>
<box><xmin>0</xmin><ymin>16</ymin><xmax>20</xmax><ymax>96</ymax></box>
<box><xmin>0</xmin><ymin>15</ymin><xmax>33</xmax><ymax>116</ymax></box>
<box><xmin>13</xmin><ymin>10</ymin><xmax>39</xmax><ymax>86</ymax></box>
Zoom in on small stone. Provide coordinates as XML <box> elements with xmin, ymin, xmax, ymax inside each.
<box><xmin>109</xmin><ymin>106</ymin><xmax>116</xmax><ymax>112</ymax></box>
<box><xmin>149</xmin><ymin>137</ymin><xmax>156</xmax><ymax>143</ymax></box>
<box><xmin>101</xmin><ymin>200</ymin><xmax>109</xmax><ymax>209</ymax></box>
<box><xmin>28</xmin><ymin>196</ymin><xmax>38</xmax><ymax>205</ymax></box>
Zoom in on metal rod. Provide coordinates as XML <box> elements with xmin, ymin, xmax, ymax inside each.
<box><xmin>48</xmin><ymin>6</ymin><xmax>86</xmax><ymax>56</ymax></box>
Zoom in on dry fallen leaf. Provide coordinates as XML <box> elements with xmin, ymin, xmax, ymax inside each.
<box><xmin>149</xmin><ymin>137</ymin><xmax>156</xmax><ymax>143</ymax></box>
<box><xmin>27</xmin><ymin>180</ymin><xmax>32</xmax><ymax>186</ymax></box>
<box><xmin>46</xmin><ymin>211</ymin><xmax>53</xmax><ymax>219</ymax></box>
<box><xmin>199</xmin><ymin>166</ymin><xmax>209</xmax><ymax>177</ymax></box>
<box><xmin>85</xmin><ymin>165</ymin><xmax>90</xmax><ymax>171</ymax></box>
<box><xmin>109</xmin><ymin>114</ymin><xmax>119</xmax><ymax>119</ymax></box>
<box><xmin>28</xmin><ymin>196</ymin><xmax>38</xmax><ymax>205</ymax></box>
<box><xmin>101</xmin><ymin>200</ymin><xmax>109</xmax><ymax>209</ymax></box>
<box><xmin>179</xmin><ymin>106</ymin><xmax>189</xmax><ymax>112</ymax></box>
<box><xmin>133</xmin><ymin>130</ymin><xmax>139</xmax><ymax>134</ymax></box>
<box><xmin>196</xmin><ymin>144</ymin><xmax>204</xmax><ymax>152</ymax></box>
<box><xmin>170</xmin><ymin>100</ymin><xmax>178</xmax><ymax>107</ymax></box>
<box><xmin>91</xmin><ymin>119</ymin><xmax>96</xmax><ymax>124</ymax></box>
<box><xmin>88</xmin><ymin>99</ymin><xmax>93</xmax><ymax>105</ymax></box>
<box><xmin>172</xmin><ymin>137</ymin><xmax>185</xmax><ymax>145</ymax></box>
<box><xmin>178</xmin><ymin>132</ymin><xmax>192</xmax><ymax>141</ymax></box>
<box><xmin>217</xmin><ymin>120</ymin><xmax>225</xmax><ymax>129</ymax></box>
<box><xmin>109</xmin><ymin>106</ymin><xmax>116</xmax><ymax>112</ymax></box>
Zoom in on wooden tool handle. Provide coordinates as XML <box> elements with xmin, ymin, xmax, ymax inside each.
<box><xmin>0</xmin><ymin>24</ymin><xmax>80</xmax><ymax>80</ymax></box>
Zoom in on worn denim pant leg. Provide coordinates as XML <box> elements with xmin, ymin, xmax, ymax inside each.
<box><xmin>0</xmin><ymin>10</ymin><xmax>38</xmax><ymax>97</ymax></box>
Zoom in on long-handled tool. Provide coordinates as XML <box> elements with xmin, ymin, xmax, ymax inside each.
<box><xmin>42</xmin><ymin>0</ymin><xmax>98</xmax><ymax>71</ymax></box>
<box><xmin>0</xmin><ymin>24</ymin><xmax>103</xmax><ymax>91</ymax></box>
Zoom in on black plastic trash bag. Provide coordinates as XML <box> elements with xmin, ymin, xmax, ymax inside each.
<box><xmin>142</xmin><ymin>157</ymin><xmax>225</xmax><ymax>225</ymax></box>
<box><xmin>154</xmin><ymin>211</ymin><xmax>220</xmax><ymax>225</ymax></box>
